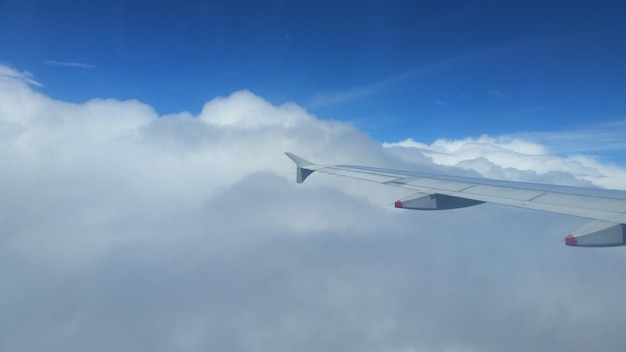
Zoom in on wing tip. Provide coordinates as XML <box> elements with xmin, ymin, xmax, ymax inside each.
<box><xmin>285</xmin><ymin>152</ymin><xmax>316</xmax><ymax>183</ymax></box>
<box><xmin>285</xmin><ymin>152</ymin><xmax>313</xmax><ymax>167</ymax></box>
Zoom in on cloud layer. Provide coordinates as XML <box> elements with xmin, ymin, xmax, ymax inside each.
<box><xmin>1</xmin><ymin>64</ymin><xmax>626</xmax><ymax>352</ymax></box>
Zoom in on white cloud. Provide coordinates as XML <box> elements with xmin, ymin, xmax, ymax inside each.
<box><xmin>384</xmin><ymin>136</ymin><xmax>626</xmax><ymax>189</ymax></box>
<box><xmin>1</xmin><ymin>63</ymin><xmax>626</xmax><ymax>352</ymax></box>
<box><xmin>0</xmin><ymin>63</ymin><xmax>41</xmax><ymax>86</ymax></box>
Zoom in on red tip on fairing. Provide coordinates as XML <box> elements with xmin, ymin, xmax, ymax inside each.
<box><xmin>394</xmin><ymin>200</ymin><xmax>403</xmax><ymax>208</ymax></box>
<box><xmin>565</xmin><ymin>235</ymin><xmax>578</xmax><ymax>246</ymax></box>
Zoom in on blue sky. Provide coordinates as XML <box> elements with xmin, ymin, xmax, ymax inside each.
<box><xmin>2</xmin><ymin>0</ymin><xmax>626</xmax><ymax>143</ymax></box>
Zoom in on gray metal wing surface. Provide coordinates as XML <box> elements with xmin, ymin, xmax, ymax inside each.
<box><xmin>285</xmin><ymin>152</ymin><xmax>626</xmax><ymax>247</ymax></box>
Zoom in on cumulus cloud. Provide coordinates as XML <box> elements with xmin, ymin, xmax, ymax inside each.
<box><xmin>1</xmin><ymin>63</ymin><xmax>626</xmax><ymax>352</ymax></box>
<box><xmin>384</xmin><ymin>136</ymin><xmax>626</xmax><ymax>189</ymax></box>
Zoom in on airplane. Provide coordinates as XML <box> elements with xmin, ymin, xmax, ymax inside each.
<box><xmin>285</xmin><ymin>152</ymin><xmax>626</xmax><ymax>248</ymax></box>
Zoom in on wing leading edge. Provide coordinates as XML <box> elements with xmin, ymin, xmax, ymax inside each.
<box><xmin>285</xmin><ymin>152</ymin><xmax>626</xmax><ymax>248</ymax></box>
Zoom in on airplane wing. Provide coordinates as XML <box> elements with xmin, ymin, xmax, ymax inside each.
<box><xmin>285</xmin><ymin>152</ymin><xmax>626</xmax><ymax>247</ymax></box>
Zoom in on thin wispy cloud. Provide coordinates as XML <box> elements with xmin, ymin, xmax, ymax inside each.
<box><xmin>488</xmin><ymin>90</ymin><xmax>505</xmax><ymax>98</ymax></box>
<box><xmin>308</xmin><ymin>48</ymin><xmax>506</xmax><ymax>108</ymax></box>
<box><xmin>307</xmin><ymin>67</ymin><xmax>428</xmax><ymax>108</ymax></box>
<box><xmin>44</xmin><ymin>60</ymin><xmax>95</xmax><ymax>68</ymax></box>
<box><xmin>515</xmin><ymin>120</ymin><xmax>626</xmax><ymax>157</ymax></box>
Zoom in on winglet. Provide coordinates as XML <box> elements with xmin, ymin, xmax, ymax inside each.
<box><xmin>285</xmin><ymin>152</ymin><xmax>316</xmax><ymax>183</ymax></box>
